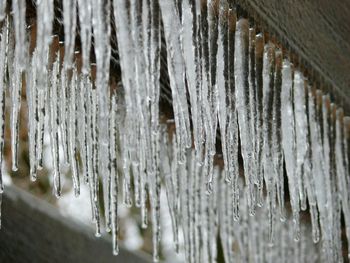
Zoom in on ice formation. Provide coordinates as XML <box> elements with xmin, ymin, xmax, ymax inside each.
<box><xmin>0</xmin><ymin>1</ymin><xmax>349</xmax><ymax>262</ymax></box>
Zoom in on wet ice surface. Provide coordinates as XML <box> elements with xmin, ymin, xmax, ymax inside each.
<box><xmin>0</xmin><ymin>1</ymin><xmax>349</xmax><ymax>262</ymax></box>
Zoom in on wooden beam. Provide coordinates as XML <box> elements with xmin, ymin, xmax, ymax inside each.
<box><xmin>236</xmin><ymin>0</ymin><xmax>350</xmax><ymax>112</ymax></box>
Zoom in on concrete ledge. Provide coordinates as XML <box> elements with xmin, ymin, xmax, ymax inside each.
<box><xmin>0</xmin><ymin>185</ymin><xmax>151</xmax><ymax>263</ymax></box>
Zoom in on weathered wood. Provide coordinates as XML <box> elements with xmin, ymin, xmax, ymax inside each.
<box><xmin>0</xmin><ymin>185</ymin><xmax>151</xmax><ymax>263</ymax></box>
<box><xmin>237</xmin><ymin>0</ymin><xmax>350</xmax><ymax>112</ymax></box>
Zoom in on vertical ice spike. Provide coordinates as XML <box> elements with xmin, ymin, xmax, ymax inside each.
<box><xmin>254</xmin><ymin>33</ymin><xmax>264</xmax><ymax>205</ymax></box>
<box><xmin>181</xmin><ymin>0</ymin><xmax>203</xmax><ymax>162</ymax></box>
<box><xmin>113</xmin><ymin>0</ymin><xmax>137</xmax><ymax>209</ymax></box>
<box><xmin>60</xmin><ymin>68</ymin><xmax>70</xmax><ymax>165</ymax></box>
<box><xmin>35</xmin><ymin>0</ymin><xmax>54</xmax><ymax>169</ymax></box>
<box><xmin>293</xmin><ymin>71</ymin><xmax>308</xmax><ymax>211</ymax></box>
<box><xmin>12</xmin><ymin>0</ymin><xmax>27</xmax><ymax>70</ymax></box>
<box><xmin>235</xmin><ymin>18</ymin><xmax>256</xmax><ymax>214</ymax></box>
<box><xmin>281</xmin><ymin>59</ymin><xmax>300</xmax><ymax>240</ymax></box>
<box><xmin>11</xmin><ymin>0</ymin><xmax>27</xmax><ymax>171</ymax></box>
<box><xmin>273</xmin><ymin>50</ymin><xmax>285</xmax><ymax>220</ymax></box>
<box><xmin>217</xmin><ymin>0</ymin><xmax>229</xmax><ymax>180</ymax></box>
<box><xmin>91</xmin><ymin>0</ymin><xmax>111</xmax><ymax>226</ymax></box>
<box><xmin>7</xmin><ymin>16</ymin><xmax>22</xmax><ymax>171</ymax></box>
<box><xmin>27</xmin><ymin>50</ymin><xmax>38</xmax><ymax>181</ymax></box>
<box><xmin>69</xmin><ymin>69</ymin><xmax>80</xmax><ymax>196</ymax></box>
<box><xmin>248</xmin><ymin>27</ymin><xmax>257</xmax><ymax>185</ymax></box>
<box><xmin>10</xmin><ymin>62</ymin><xmax>21</xmax><ymax>171</ymax></box>
<box><xmin>159</xmin><ymin>0</ymin><xmax>191</xmax><ymax>163</ymax></box>
<box><xmin>0</xmin><ymin>17</ymin><xmax>8</xmax><ymax>198</ymax></box>
<box><xmin>109</xmin><ymin>93</ymin><xmax>119</xmax><ymax>254</ymax></box>
<box><xmin>226</xmin><ymin>7</ymin><xmax>240</xmax><ymax>217</ymax></box>
<box><xmin>49</xmin><ymin>55</ymin><xmax>61</xmax><ymax>197</ymax></box>
<box><xmin>77</xmin><ymin>0</ymin><xmax>92</xmax><ymax>74</ymax></box>
<box><xmin>91</xmin><ymin>88</ymin><xmax>101</xmax><ymax>237</ymax></box>
<box><xmin>63</xmin><ymin>0</ymin><xmax>77</xmax><ymax>69</ymax></box>
<box><xmin>321</xmin><ymin>95</ymin><xmax>335</xmax><ymax>261</ymax></box>
<box><xmin>262</xmin><ymin>42</ymin><xmax>276</xmax><ymax>243</ymax></box>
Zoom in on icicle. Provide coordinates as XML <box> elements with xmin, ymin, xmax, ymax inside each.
<box><xmin>7</xmin><ymin>12</ymin><xmax>22</xmax><ymax>172</ymax></box>
<box><xmin>330</xmin><ymin>104</ymin><xmax>342</xmax><ymax>262</ymax></box>
<box><xmin>272</xmin><ymin>50</ymin><xmax>285</xmax><ymax>220</ymax></box>
<box><xmin>27</xmin><ymin>51</ymin><xmax>38</xmax><ymax>181</ymax></box>
<box><xmin>35</xmin><ymin>65</ymin><xmax>49</xmax><ymax>171</ymax></box>
<box><xmin>181</xmin><ymin>0</ymin><xmax>203</xmax><ymax>162</ymax></box>
<box><xmin>309</xmin><ymin>88</ymin><xmax>333</xmax><ymax>260</ymax></box>
<box><xmin>0</xmin><ymin>17</ymin><xmax>8</xmax><ymax>196</ymax></box>
<box><xmin>310</xmin><ymin>203</ymin><xmax>320</xmax><ymax>243</ymax></box>
<box><xmin>109</xmin><ymin>93</ymin><xmax>119</xmax><ymax>255</ymax></box>
<box><xmin>262</xmin><ymin>42</ymin><xmax>276</xmax><ymax>243</ymax></box>
<box><xmin>60</xmin><ymin>69</ymin><xmax>70</xmax><ymax>165</ymax></box>
<box><xmin>149</xmin><ymin>153</ymin><xmax>161</xmax><ymax>262</ymax></box>
<box><xmin>10</xmin><ymin>61</ymin><xmax>21</xmax><ymax>171</ymax></box>
<box><xmin>91</xmin><ymin>88</ymin><xmax>101</xmax><ymax>237</ymax></box>
<box><xmin>113</xmin><ymin>0</ymin><xmax>138</xmax><ymax>207</ymax></box>
<box><xmin>179</xmin><ymin>148</ymin><xmax>190</xmax><ymax>263</ymax></box>
<box><xmin>160</xmin><ymin>127</ymin><xmax>179</xmax><ymax>252</ymax></box>
<box><xmin>49</xmin><ymin>55</ymin><xmax>62</xmax><ymax>197</ymax></box>
<box><xmin>281</xmin><ymin>59</ymin><xmax>300</xmax><ymax>240</ymax></box>
<box><xmin>159</xmin><ymin>0</ymin><xmax>191</xmax><ymax>163</ymax></box>
<box><xmin>121</xmin><ymin>132</ymin><xmax>132</xmax><ymax>207</ymax></box>
<box><xmin>35</xmin><ymin>0</ymin><xmax>54</xmax><ymax>170</ymax></box>
<box><xmin>225</xmin><ymin>8</ymin><xmax>240</xmax><ymax>217</ymax></box>
<box><xmin>303</xmin><ymin>85</ymin><xmax>317</xmax><ymax>215</ymax></box>
<box><xmin>10</xmin><ymin>0</ymin><xmax>27</xmax><ymax>171</ymax></box>
<box><xmin>104</xmin><ymin>112</ymin><xmax>113</xmax><ymax>232</ymax></box>
<box><xmin>139</xmin><ymin>142</ymin><xmax>149</xmax><ymax>229</ymax></box>
<box><xmin>254</xmin><ymin>33</ymin><xmax>264</xmax><ymax>206</ymax></box>
<box><xmin>63</xmin><ymin>0</ymin><xmax>77</xmax><ymax>68</ymax></box>
<box><xmin>235</xmin><ymin>18</ymin><xmax>256</xmax><ymax>214</ymax></box>
<box><xmin>68</xmin><ymin>69</ymin><xmax>80</xmax><ymax>196</ymax></box>
<box><xmin>77</xmin><ymin>0</ymin><xmax>92</xmax><ymax>74</ymax></box>
<box><xmin>78</xmin><ymin>75</ymin><xmax>90</xmax><ymax>184</ymax></box>
<box><xmin>217</xmin><ymin>0</ymin><xmax>229</xmax><ymax>179</ymax></box>
<box><xmin>36</xmin><ymin>0</ymin><xmax>54</xmax><ymax>68</ymax></box>
<box><xmin>322</xmin><ymin>95</ymin><xmax>336</xmax><ymax>261</ymax></box>
<box><xmin>130</xmin><ymin>0</ymin><xmax>153</xmax><ymax>232</ymax></box>
<box><xmin>293</xmin><ymin>71</ymin><xmax>308</xmax><ymax>211</ymax></box>
<box><xmin>199</xmin><ymin>0</ymin><xmax>218</xmax><ymax>190</ymax></box>
<box><xmin>335</xmin><ymin>109</ymin><xmax>348</xmax><ymax>244</ymax></box>
<box><xmin>12</xmin><ymin>0</ymin><xmax>27</xmax><ymax>70</ymax></box>
<box><xmin>147</xmin><ymin>2</ymin><xmax>162</xmax><ymax>258</ymax></box>
<box><xmin>248</xmin><ymin>27</ymin><xmax>258</xmax><ymax>185</ymax></box>
<box><xmin>91</xmin><ymin>0</ymin><xmax>111</xmax><ymax>227</ymax></box>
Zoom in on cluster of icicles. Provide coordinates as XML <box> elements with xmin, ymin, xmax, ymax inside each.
<box><xmin>0</xmin><ymin>0</ymin><xmax>350</xmax><ymax>262</ymax></box>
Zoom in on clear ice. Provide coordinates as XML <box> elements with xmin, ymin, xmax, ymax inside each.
<box><xmin>0</xmin><ymin>1</ymin><xmax>348</xmax><ymax>262</ymax></box>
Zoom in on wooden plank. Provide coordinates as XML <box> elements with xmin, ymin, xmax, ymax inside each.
<box><xmin>237</xmin><ymin>0</ymin><xmax>350</xmax><ymax>111</ymax></box>
<box><xmin>0</xmin><ymin>185</ymin><xmax>152</xmax><ymax>263</ymax></box>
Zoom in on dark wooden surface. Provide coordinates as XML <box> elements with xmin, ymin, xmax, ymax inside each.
<box><xmin>0</xmin><ymin>185</ymin><xmax>151</xmax><ymax>263</ymax></box>
<box><xmin>237</xmin><ymin>0</ymin><xmax>350</xmax><ymax>112</ymax></box>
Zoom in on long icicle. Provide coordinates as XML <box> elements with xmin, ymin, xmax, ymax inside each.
<box><xmin>69</xmin><ymin>69</ymin><xmax>80</xmax><ymax>196</ymax></box>
<box><xmin>49</xmin><ymin>54</ymin><xmax>62</xmax><ymax>197</ymax></box>
<box><xmin>0</xmin><ymin>17</ymin><xmax>9</xmax><ymax>226</ymax></box>
<box><xmin>281</xmin><ymin>59</ymin><xmax>300</xmax><ymax>240</ymax></box>
<box><xmin>262</xmin><ymin>42</ymin><xmax>276</xmax><ymax>243</ymax></box>
<box><xmin>11</xmin><ymin>0</ymin><xmax>27</xmax><ymax>171</ymax></box>
<box><xmin>235</xmin><ymin>18</ymin><xmax>256</xmax><ymax>214</ymax></box>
